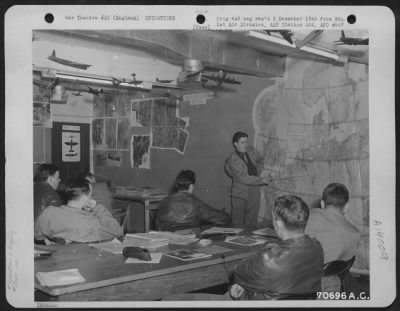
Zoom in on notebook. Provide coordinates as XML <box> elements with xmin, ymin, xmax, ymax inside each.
<box><xmin>166</xmin><ymin>249</ymin><xmax>212</xmax><ymax>261</ymax></box>
<box><xmin>224</xmin><ymin>236</ymin><xmax>267</xmax><ymax>246</ymax></box>
<box><xmin>36</xmin><ymin>269</ymin><xmax>85</xmax><ymax>287</ymax></box>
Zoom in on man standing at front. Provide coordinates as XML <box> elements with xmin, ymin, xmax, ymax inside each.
<box><xmin>225</xmin><ymin>131</ymin><xmax>270</xmax><ymax>227</ymax></box>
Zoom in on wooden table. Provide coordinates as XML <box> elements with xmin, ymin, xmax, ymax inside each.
<box><xmin>113</xmin><ymin>189</ymin><xmax>167</xmax><ymax>233</ymax></box>
<box><xmin>34</xmin><ymin>236</ymin><xmax>269</xmax><ymax>301</ymax></box>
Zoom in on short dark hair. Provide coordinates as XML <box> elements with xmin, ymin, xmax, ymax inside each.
<box><xmin>322</xmin><ymin>183</ymin><xmax>349</xmax><ymax>209</ymax></box>
<box><xmin>232</xmin><ymin>131</ymin><xmax>248</xmax><ymax>145</ymax></box>
<box><xmin>66</xmin><ymin>179</ymin><xmax>91</xmax><ymax>201</ymax></box>
<box><xmin>34</xmin><ymin>164</ymin><xmax>59</xmax><ymax>182</ymax></box>
<box><xmin>172</xmin><ymin>170</ymin><xmax>196</xmax><ymax>193</ymax></box>
<box><xmin>273</xmin><ymin>195</ymin><xmax>310</xmax><ymax>231</ymax></box>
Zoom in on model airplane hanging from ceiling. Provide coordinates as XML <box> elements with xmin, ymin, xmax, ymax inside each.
<box><xmin>335</xmin><ymin>31</ymin><xmax>369</xmax><ymax>45</ymax></box>
<box><xmin>202</xmin><ymin>71</ymin><xmax>241</xmax><ymax>89</ymax></box>
<box><xmin>153</xmin><ymin>90</ymin><xmax>184</xmax><ymax>101</ymax></box>
<box><xmin>265</xmin><ymin>30</ymin><xmax>294</xmax><ymax>44</ymax></box>
<box><xmin>111</xmin><ymin>77</ymin><xmax>125</xmax><ymax>86</ymax></box>
<box><xmin>156</xmin><ymin>78</ymin><xmax>174</xmax><ymax>84</ymax></box>
<box><xmin>127</xmin><ymin>73</ymin><xmax>143</xmax><ymax>85</ymax></box>
<box><xmin>86</xmin><ymin>86</ymin><xmax>113</xmax><ymax>96</ymax></box>
<box><xmin>48</xmin><ymin>50</ymin><xmax>92</xmax><ymax>70</ymax></box>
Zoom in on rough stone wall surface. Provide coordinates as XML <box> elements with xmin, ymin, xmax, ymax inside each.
<box><xmin>253</xmin><ymin>57</ymin><xmax>369</xmax><ymax>270</ymax></box>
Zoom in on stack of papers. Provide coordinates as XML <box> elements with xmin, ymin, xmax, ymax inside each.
<box><xmin>36</xmin><ymin>269</ymin><xmax>85</xmax><ymax>287</ymax></box>
<box><xmin>123</xmin><ymin>233</ymin><xmax>169</xmax><ymax>250</ymax></box>
<box><xmin>201</xmin><ymin>227</ymin><xmax>243</xmax><ymax>235</ymax></box>
<box><xmin>148</xmin><ymin>231</ymin><xmax>199</xmax><ymax>245</ymax></box>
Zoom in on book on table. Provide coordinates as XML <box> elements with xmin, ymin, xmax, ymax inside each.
<box><xmin>224</xmin><ymin>235</ymin><xmax>267</xmax><ymax>246</ymax></box>
<box><xmin>123</xmin><ymin>233</ymin><xmax>170</xmax><ymax>250</ymax></box>
<box><xmin>200</xmin><ymin>227</ymin><xmax>243</xmax><ymax>235</ymax></box>
<box><xmin>165</xmin><ymin>249</ymin><xmax>212</xmax><ymax>261</ymax></box>
<box><xmin>36</xmin><ymin>269</ymin><xmax>85</xmax><ymax>287</ymax></box>
<box><xmin>148</xmin><ymin>231</ymin><xmax>199</xmax><ymax>245</ymax></box>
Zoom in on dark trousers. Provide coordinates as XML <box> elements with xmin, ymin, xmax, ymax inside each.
<box><xmin>231</xmin><ymin>186</ymin><xmax>260</xmax><ymax>227</ymax></box>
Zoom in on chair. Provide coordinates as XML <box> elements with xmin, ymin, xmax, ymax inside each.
<box><xmin>323</xmin><ymin>256</ymin><xmax>356</xmax><ymax>292</ymax></box>
<box><xmin>112</xmin><ymin>199</ymin><xmax>130</xmax><ymax>233</ymax></box>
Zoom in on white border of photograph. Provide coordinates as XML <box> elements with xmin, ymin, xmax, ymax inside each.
<box><xmin>5</xmin><ymin>5</ymin><xmax>396</xmax><ymax>308</ymax></box>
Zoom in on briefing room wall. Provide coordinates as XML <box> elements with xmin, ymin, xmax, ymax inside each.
<box><xmin>31</xmin><ymin>30</ymin><xmax>275</xmax><ymax>211</ymax></box>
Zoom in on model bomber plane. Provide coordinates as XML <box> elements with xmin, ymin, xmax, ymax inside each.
<box><xmin>335</xmin><ymin>31</ymin><xmax>369</xmax><ymax>45</ymax></box>
<box><xmin>48</xmin><ymin>50</ymin><xmax>92</xmax><ymax>70</ymax></box>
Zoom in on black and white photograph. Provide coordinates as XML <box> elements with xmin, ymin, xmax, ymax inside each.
<box><xmin>4</xmin><ymin>5</ymin><xmax>396</xmax><ymax>308</ymax></box>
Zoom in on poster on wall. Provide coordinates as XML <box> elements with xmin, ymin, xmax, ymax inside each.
<box><xmin>131</xmin><ymin>134</ymin><xmax>151</xmax><ymax>169</ymax></box>
<box><xmin>92</xmin><ymin>118</ymin><xmax>105</xmax><ymax>148</ymax></box>
<box><xmin>62</xmin><ymin>131</ymin><xmax>80</xmax><ymax>162</ymax></box>
<box><xmin>33</xmin><ymin>102</ymin><xmax>51</xmax><ymax>127</ymax></box>
<box><xmin>177</xmin><ymin>128</ymin><xmax>189</xmax><ymax>154</ymax></box>
<box><xmin>132</xmin><ymin>99</ymin><xmax>152</xmax><ymax>127</ymax></box>
<box><xmin>94</xmin><ymin>150</ymin><xmax>122</xmax><ymax>167</ymax></box>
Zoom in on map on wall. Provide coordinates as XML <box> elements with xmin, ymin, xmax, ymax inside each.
<box><xmin>92</xmin><ymin>95</ymin><xmax>190</xmax><ymax>168</ymax></box>
<box><xmin>94</xmin><ymin>150</ymin><xmax>122</xmax><ymax>167</ymax></box>
<box><xmin>253</xmin><ymin>59</ymin><xmax>369</xmax><ymax>271</ymax></box>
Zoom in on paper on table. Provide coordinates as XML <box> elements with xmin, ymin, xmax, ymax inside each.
<box><xmin>125</xmin><ymin>252</ymin><xmax>163</xmax><ymax>264</ymax></box>
<box><xmin>224</xmin><ymin>236</ymin><xmax>267</xmax><ymax>246</ymax></box>
<box><xmin>166</xmin><ymin>249</ymin><xmax>212</xmax><ymax>261</ymax></box>
<box><xmin>197</xmin><ymin>245</ymin><xmax>233</xmax><ymax>255</ymax></box>
<box><xmin>149</xmin><ymin>231</ymin><xmax>199</xmax><ymax>245</ymax></box>
<box><xmin>36</xmin><ymin>268</ymin><xmax>85</xmax><ymax>287</ymax></box>
<box><xmin>88</xmin><ymin>238</ymin><xmax>124</xmax><ymax>254</ymax></box>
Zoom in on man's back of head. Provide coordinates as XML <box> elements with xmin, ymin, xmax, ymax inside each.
<box><xmin>273</xmin><ymin>195</ymin><xmax>310</xmax><ymax>239</ymax></box>
<box><xmin>322</xmin><ymin>183</ymin><xmax>349</xmax><ymax>210</ymax></box>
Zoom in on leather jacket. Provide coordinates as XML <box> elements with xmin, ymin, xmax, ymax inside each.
<box><xmin>156</xmin><ymin>192</ymin><xmax>231</xmax><ymax>231</ymax></box>
<box><xmin>34</xmin><ymin>182</ymin><xmax>63</xmax><ymax>220</ymax></box>
<box><xmin>232</xmin><ymin>235</ymin><xmax>324</xmax><ymax>300</ymax></box>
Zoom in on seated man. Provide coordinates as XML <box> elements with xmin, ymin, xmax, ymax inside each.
<box><xmin>155</xmin><ymin>170</ymin><xmax>231</xmax><ymax>232</ymax></box>
<box><xmin>305</xmin><ymin>183</ymin><xmax>361</xmax><ymax>263</ymax></box>
<box><xmin>305</xmin><ymin>183</ymin><xmax>361</xmax><ymax>293</ymax></box>
<box><xmin>35</xmin><ymin>179</ymin><xmax>123</xmax><ymax>243</ymax></box>
<box><xmin>79</xmin><ymin>171</ymin><xmax>113</xmax><ymax>212</ymax></box>
<box><xmin>33</xmin><ymin>163</ymin><xmax>63</xmax><ymax>221</ymax></box>
<box><xmin>230</xmin><ymin>195</ymin><xmax>324</xmax><ymax>300</ymax></box>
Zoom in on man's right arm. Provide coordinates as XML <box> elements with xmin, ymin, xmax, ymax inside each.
<box><xmin>227</xmin><ymin>156</ymin><xmax>270</xmax><ymax>186</ymax></box>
